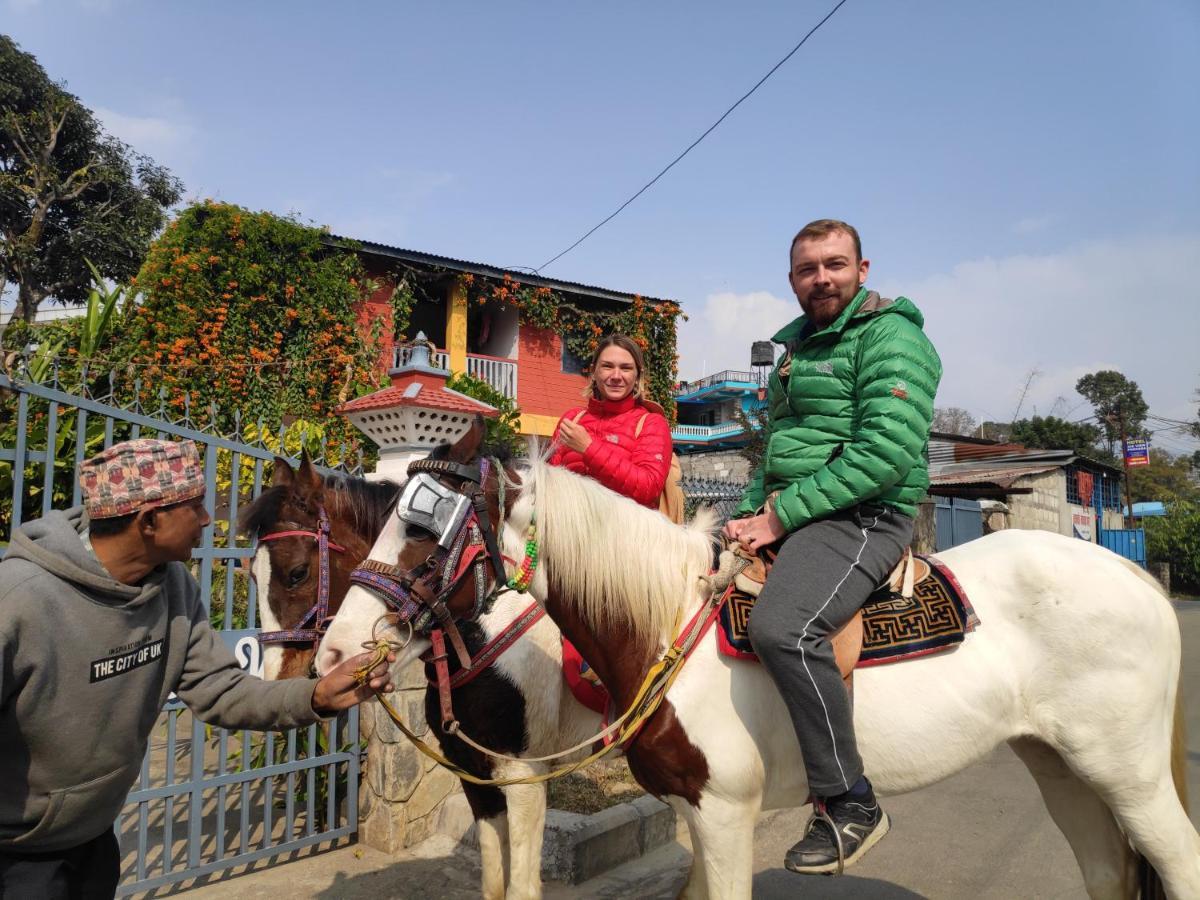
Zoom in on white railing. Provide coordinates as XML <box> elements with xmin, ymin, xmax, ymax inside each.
<box><xmin>672</xmin><ymin>422</ymin><xmax>745</xmax><ymax>440</ymax></box>
<box><xmin>391</xmin><ymin>346</ymin><xmax>517</xmax><ymax>399</ymax></box>
<box><xmin>393</xmin><ymin>345</ymin><xmax>449</xmax><ymax>370</ymax></box>
<box><xmin>466</xmin><ymin>354</ymin><xmax>517</xmax><ymax>399</ymax></box>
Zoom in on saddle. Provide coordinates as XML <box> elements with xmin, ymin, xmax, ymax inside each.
<box><xmin>710</xmin><ymin>542</ymin><xmax>968</xmax><ymax>691</ymax></box>
<box><xmin>559</xmin><ymin>541</ymin><xmax>976</xmax><ymax>716</ymax></box>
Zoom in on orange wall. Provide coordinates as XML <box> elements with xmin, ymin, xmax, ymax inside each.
<box><xmin>516</xmin><ymin>326</ymin><xmax>588</xmax><ymax>420</ymax></box>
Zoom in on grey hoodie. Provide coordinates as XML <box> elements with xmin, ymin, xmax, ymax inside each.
<box><xmin>0</xmin><ymin>508</ymin><xmax>321</xmax><ymax>852</ymax></box>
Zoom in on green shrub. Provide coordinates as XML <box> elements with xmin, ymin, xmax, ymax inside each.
<box><xmin>1146</xmin><ymin>501</ymin><xmax>1200</xmax><ymax>594</ymax></box>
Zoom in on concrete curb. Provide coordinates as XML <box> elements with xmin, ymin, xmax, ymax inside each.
<box><xmin>436</xmin><ymin>792</ymin><xmax>677</xmax><ymax>885</ymax></box>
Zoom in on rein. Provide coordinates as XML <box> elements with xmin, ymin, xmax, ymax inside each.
<box><xmin>345</xmin><ymin>451</ymin><xmax>722</xmax><ymax>786</ymax></box>
<box><xmin>353</xmin><ymin>563</ymin><xmax>727</xmax><ymax>787</ymax></box>
<box><xmin>257</xmin><ymin>507</ymin><xmax>345</xmax><ymax>645</ymax></box>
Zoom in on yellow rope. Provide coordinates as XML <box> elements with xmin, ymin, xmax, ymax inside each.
<box><xmin>352</xmin><ymin>603</ymin><xmax>707</xmax><ymax>787</ymax></box>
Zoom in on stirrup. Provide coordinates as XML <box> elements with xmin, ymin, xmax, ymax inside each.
<box><xmin>805</xmin><ymin>798</ymin><xmax>847</xmax><ymax>876</ymax></box>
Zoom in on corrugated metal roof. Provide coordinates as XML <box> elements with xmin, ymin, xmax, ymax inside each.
<box><xmin>326</xmin><ymin>235</ymin><xmax>670</xmax><ymax>307</ymax></box>
<box><xmin>929</xmin><ymin>462</ymin><xmax>1062</xmax><ymax>488</ymax></box>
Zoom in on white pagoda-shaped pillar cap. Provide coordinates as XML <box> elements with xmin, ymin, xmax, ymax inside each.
<box><xmin>338</xmin><ymin>332</ymin><xmax>497</xmax><ymax>479</ymax></box>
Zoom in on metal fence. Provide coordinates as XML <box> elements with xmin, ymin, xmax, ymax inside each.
<box><xmin>681</xmin><ymin>476</ymin><xmax>748</xmax><ymax>524</ymax></box>
<box><xmin>1</xmin><ymin>363</ymin><xmax>362</xmax><ymax>895</ymax></box>
<box><xmin>1100</xmin><ymin>527</ymin><xmax>1147</xmax><ymax>567</ymax></box>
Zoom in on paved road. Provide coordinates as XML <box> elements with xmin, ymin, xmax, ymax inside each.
<box><xmin>180</xmin><ymin>603</ymin><xmax>1200</xmax><ymax>899</ymax></box>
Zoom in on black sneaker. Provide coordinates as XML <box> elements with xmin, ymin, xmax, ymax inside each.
<box><xmin>784</xmin><ymin>788</ymin><xmax>890</xmax><ymax>876</ymax></box>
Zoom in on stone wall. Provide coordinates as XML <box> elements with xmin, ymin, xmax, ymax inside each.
<box><xmin>678</xmin><ymin>449</ymin><xmax>751</xmax><ymax>482</ymax></box>
<box><xmin>357</xmin><ymin>658</ymin><xmax>462</xmax><ymax>851</ymax></box>
<box><xmin>1007</xmin><ymin>470</ymin><xmax>1069</xmax><ymax>535</ymax></box>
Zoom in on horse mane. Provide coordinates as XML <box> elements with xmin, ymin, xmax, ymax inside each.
<box><xmin>522</xmin><ymin>457</ymin><xmax>719</xmax><ymax>651</ymax></box>
<box><xmin>238</xmin><ymin>471</ymin><xmax>401</xmax><ymax>539</ymax></box>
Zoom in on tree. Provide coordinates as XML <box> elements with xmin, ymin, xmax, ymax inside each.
<box><xmin>1146</xmin><ymin>502</ymin><xmax>1200</xmax><ymax>595</ymax></box>
<box><xmin>1076</xmin><ymin>370</ymin><xmax>1149</xmax><ymax>527</ymax></box>
<box><xmin>974</xmin><ymin>420</ymin><xmax>1013</xmax><ymax>443</ymax></box>
<box><xmin>106</xmin><ymin>200</ymin><xmax>381</xmax><ymax>445</ymax></box>
<box><xmin>1075</xmin><ymin>370</ymin><xmax>1149</xmax><ymax>455</ymax></box>
<box><xmin>1129</xmin><ymin>448</ymin><xmax>1200</xmax><ymax>505</ymax></box>
<box><xmin>932</xmin><ymin>406</ymin><xmax>977</xmax><ymax>436</ymax></box>
<box><xmin>733</xmin><ymin>402</ymin><xmax>770</xmax><ymax>473</ymax></box>
<box><xmin>1010</xmin><ymin>415</ymin><xmax>1108</xmax><ymax>458</ymax></box>
<box><xmin>447</xmin><ymin>371</ymin><xmax>524</xmax><ymax>456</ymax></box>
<box><xmin>0</xmin><ymin>35</ymin><xmax>182</xmax><ymax>328</ymax></box>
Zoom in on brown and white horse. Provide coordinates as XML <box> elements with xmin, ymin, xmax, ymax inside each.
<box><xmin>319</xmin><ymin>421</ymin><xmax>1199</xmax><ymax>900</ymax></box>
<box><xmin>244</xmin><ymin>453</ymin><xmax>600</xmax><ymax>900</ymax></box>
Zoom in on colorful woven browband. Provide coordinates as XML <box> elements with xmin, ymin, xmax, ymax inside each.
<box><xmin>348</xmin><ymin>565</ymin><xmax>434</xmax><ymax>633</ymax></box>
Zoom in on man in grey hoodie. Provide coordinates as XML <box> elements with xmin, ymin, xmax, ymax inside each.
<box><xmin>0</xmin><ymin>439</ymin><xmax>394</xmax><ymax>898</ymax></box>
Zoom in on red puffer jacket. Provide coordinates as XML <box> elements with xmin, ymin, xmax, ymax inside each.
<box><xmin>548</xmin><ymin>395</ymin><xmax>672</xmax><ymax>508</ymax></box>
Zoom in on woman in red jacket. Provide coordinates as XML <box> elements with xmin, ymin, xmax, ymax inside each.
<box><xmin>548</xmin><ymin>334</ymin><xmax>672</xmax><ymax>508</ymax></box>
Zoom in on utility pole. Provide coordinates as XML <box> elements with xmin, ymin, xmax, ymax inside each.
<box><xmin>1109</xmin><ymin>409</ymin><xmax>1136</xmax><ymax>529</ymax></box>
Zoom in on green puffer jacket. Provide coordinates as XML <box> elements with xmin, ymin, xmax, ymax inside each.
<box><xmin>736</xmin><ymin>288</ymin><xmax>942</xmax><ymax>531</ymax></box>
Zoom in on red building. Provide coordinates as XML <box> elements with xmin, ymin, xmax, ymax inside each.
<box><xmin>334</xmin><ymin>237</ymin><xmax>676</xmax><ymax>437</ymax></box>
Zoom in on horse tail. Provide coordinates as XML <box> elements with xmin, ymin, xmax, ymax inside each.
<box><xmin>1133</xmin><ymin>669</ymin><xmax>1188</xmax><ymax>899</ymax></box>
<box><xmin>1171</xmin><ymin>668</ymin><xmax>1190</xmax><ymax>815</ymax></box>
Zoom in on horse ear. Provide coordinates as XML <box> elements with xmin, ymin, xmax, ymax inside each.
<box><xmin>294</xmin><ymin>449</ymin><xmax>324</xmax><ymax>499</ymax></box>
<box><xmin>448</xmin><ymin>415</ymin><xmax>486</xmax><ymax>464</ymax></box>
<box><xmin>271</xmin><ymin>456</ymin><xmax>295</xmax><ymax>488</ymax></box>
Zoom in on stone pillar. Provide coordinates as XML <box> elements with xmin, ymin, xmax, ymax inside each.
<box><xmin>357</xmin><ymin>661</ymin><xmax>463</xmax><ymax>852</ymax></box>
<box><xmin>337</xmin><ymin>334</ymin><xmax>497</xmax><ymax>853</ymax></box>
<box><xmin>369</xmin><ymin>447</ymin><xmax>425</xmax><ymax>484</ymax></box>
<box><xmin>1149</xmin><ymin>562</ymin><xmax>1171</xmax><ymax>595</ymax></box>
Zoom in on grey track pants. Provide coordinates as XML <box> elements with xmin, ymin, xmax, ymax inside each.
<box><xmin>746</xmin><ymin>502</ymin><xmax>914</xmax><ymax>796</ymax></box>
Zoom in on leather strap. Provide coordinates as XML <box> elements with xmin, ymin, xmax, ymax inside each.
<box><xmin>438</xmin><ymin>602</ymin><xmax>547</xmax><ymax>691</ymax></box>
<box><xmin>408</xmin><ymin>458</ymin><xmax>482</xmax><ymax>484</ymax></box>
<box><xmin>412</xmin><ymin>577</ymin><xmax>473</xmax><ymax>669</ymax></box>
<box><xmin>471</xmin><ymin>491</ymin><xmax>508</xmax><ymax>584</ymax></box>
<box><xmin>356</xmin><ymin>558</ymin><xmax>409</xmax><ymax>579</ymax></box>
<box><xmin>429</xmin><ymin>629</ymin><xmax>456</xmax><ymax>731</ymax></box>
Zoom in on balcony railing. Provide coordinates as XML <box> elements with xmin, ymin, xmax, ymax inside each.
<box><xmin>672</xmin><ymin>422</ymin><xmax>745</xmax><ymax>440</ymax></box>
<box><xmin>466</xmin><ymin>353</ymin><xmax>518</xmax><ymax>399</ymax></box>
<box><xmin>391</xmin><ymin>346</ymin><xmax>517</xmax><ymax>399</ymax></box>
<box><xmin>675</xmin><ymin>369</ymin><xmax>760</xmax><ymax>396</ymax></box>
<box><xmin>394</xmin><ymin>345</ymin><xmax>450</xmax><ymax>370</ymax></box>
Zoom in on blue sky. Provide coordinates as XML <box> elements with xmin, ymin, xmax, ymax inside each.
<box><xmin>5</xmin><ymin>0</ymin><xmax>1199</xmax><ymax>452</ymax></box>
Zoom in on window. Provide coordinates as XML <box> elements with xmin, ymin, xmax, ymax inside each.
<box><xmin>561</xmin><ymin>343</ymin><xmax>588</xmax><ymax>375</ymax></box>
<box><xmin>1067</xmin><ymin>465</ymin><xmax>1122</xmax><ymax>509</ymax></box>
<box><xmin>1065</xmin><ymin>465</ymin><xmax>1082</xmax><ymax>505</ymax></box>
<box><xmin>1101</xmin><ymin>474</ymin><xmax>1121</xmax><ymax>510</ymax></box>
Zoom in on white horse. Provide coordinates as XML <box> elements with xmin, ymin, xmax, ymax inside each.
<box><xmin>319</xmin><ymin>425</ymin><xmax>1197</xmax><ymax>900</ymax></box>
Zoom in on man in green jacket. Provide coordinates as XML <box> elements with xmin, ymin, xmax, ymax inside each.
<box><xmin>725</xmin><ymin>219</ymin><xmax>941</xmax><ymax>875</ymax></box>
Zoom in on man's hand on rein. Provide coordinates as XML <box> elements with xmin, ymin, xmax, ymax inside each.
<box><xmin>311</xmin><ymin>650</ymin><xmax>396</xmax><ymax>716</ymax></box>
<box><xmin>734</xmin><ymin>504</ymin><xmax>788</xmax><ymax>552</ymax></box>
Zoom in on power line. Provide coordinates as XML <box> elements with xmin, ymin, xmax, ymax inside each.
<box><xmin>536</xmin><ymin>0</ymin><xmax>851</xmax><ymax>273</ymax></box>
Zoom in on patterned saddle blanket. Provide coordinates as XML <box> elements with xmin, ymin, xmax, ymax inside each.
<box><xmin>560</xmin><ymin>551</ymin><xmax>980</xmax><ymax>715</ymax></box>
<box><xmin>718</xmin><ymin>552</ymin><xmax>980</xmax><ymax>668</ymax></box>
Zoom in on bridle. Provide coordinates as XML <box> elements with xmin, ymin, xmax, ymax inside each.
<box><xmin>347</xmin><ymin>455</ymin><xmax>540</xmax><ymax>730</ymax></box>
<box><xmin>256</xmin><ymin>506</ymin><xmax>347</xmax><ymax>646</ymax></box>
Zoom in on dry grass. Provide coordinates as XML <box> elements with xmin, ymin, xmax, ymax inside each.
<box><xmin>546</xmin><ymin>757</ymin><xmax>646</xmax><ymax>815</ymax></box>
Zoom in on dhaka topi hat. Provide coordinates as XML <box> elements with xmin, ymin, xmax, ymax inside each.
<box><xmin>79</xmin><ymin>438</ymin><xmax>205</xmax><ymax>519</ymax></box>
